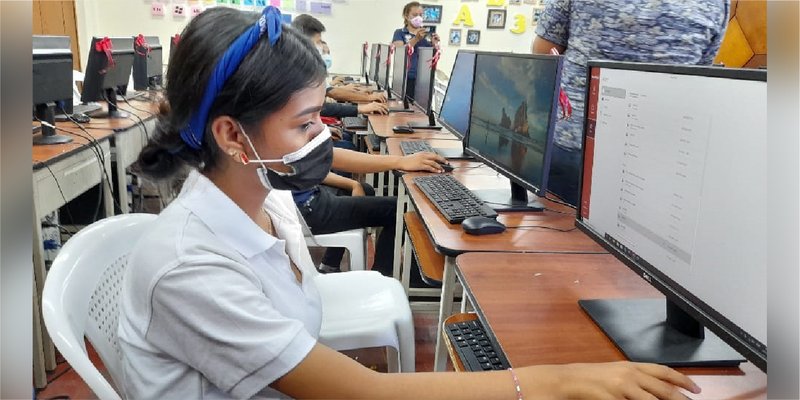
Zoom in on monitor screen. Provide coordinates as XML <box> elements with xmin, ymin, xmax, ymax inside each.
<box><xmin>438</xmin><ymin>50</ymin><xmax>475</xmax><ymax>140</ymax></box>
<box><xmin>391</xmin><ymin>45</ymin><xmax>407</xmax><ymax>99</ymax></box>
<box><xmin>466</xmin><ymin>53</ymin><xmax>562</xmax><ymax>196</ymax></box>
<box><xmin>376</xmin><ymin>44</ymin><xmax>390</xmax><ymax>90</ymax></box>
<box><xmin>412</xmin><ymin>47</ymin><xmax>435</xmax><ymax>113</ymax></box>
<box><xmin>577</xmin><ymin>62</ymin><xmax>767</xmax><ymax>370</ymax></box>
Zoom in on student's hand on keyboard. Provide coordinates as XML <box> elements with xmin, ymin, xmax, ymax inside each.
<box><xmin>350</xmin><ymin>181</ymin><xmax>366</xmax><ymax>197</ymax></box>
<box><xmin>523</xmin><ymin>361</ymin><xmax>701</xmax><ymax>400</ymax></box>
<box><xmin>368</xmin><ymin>92</ymin><xmax>387</xmax><ymax>103</ymax></box>
<box><xmin>329</xmin><ymin>126</ymin><xmax>344</xmax><ymax>141</ymax></box>
<box><xmin>358</xmin><ymin>102</ymin><xmax>388</xmax><ymax>115</ymax></box>
<box><xmin>398</xmin><ymin>152</ymin><xmax>447</xmax><ymax>173</ymax></box>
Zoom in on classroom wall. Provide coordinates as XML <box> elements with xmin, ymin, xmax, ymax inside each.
<box><xmin>74</xmin><ymin>0</ymin><xmax>544</xmax><ymax>79</ymax></box>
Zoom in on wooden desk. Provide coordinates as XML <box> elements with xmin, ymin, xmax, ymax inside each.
<box><xmin>399</xmin><ymin>167</ymin><xmax>606</xmax><ymax>371</ymax></box>
<box><xmin>455</xmin><ymin>252</ymin><xmax>767</xmax><ymax>399</ymax></box>
<box><xmin>31</xmin><ymin>100</ymin><xmax>156</xmax><ymax>387</ymax></box>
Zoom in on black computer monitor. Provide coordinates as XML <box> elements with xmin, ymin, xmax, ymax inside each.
<box><xmin>464</xmin><ymin>53</ymin><xmax>563</xmax><ymax>211</ymax></box>
<box><xmin>132</xmin><ymin>35</ymin><xmax>163</xmax><ymax>91</ymax></box>
<box><xmin>369</xmin><ymin>44</ymin><xmax>380</xmax><ymax>86</ymax></box>
<box><xmin>169</xmin><ymin>34</ymin><xmax>180</xmax><ymax>64</ymax></box>
<box><xmin>407</xmin><ymin>47</ymin><xmax>440</xmax><ymax>129</ymax></box>
<box><xmin>81</xmin><ymin>36</ymin><xmax>135</xmax><ymax>119</ymax></box>
<box><xmin>438</xmin><ymin>50</ymin><xmax>476</xmax><ymax>140</ymax></box>
<box><xmin>32</xmin><ymin>35</ymin><xmax>74</xmax><ymax>145</ymax></box>
<box><xmin>391</xmin><ymin>45</ymin><xmax>407</xmax><ymax>99</ymax></box>
<box><xmin>361</xmin><ymin>42</ymin><xmax>370</xmax><ymax>85</ymax></box>
<box><xmin>376</xmin><ymin>44</ymin><xmax>390</xmax><ymax>91</ymax></box>
<box><xmin>576</xmin><ymin>61</ymin><xmax>767</xmax><ymax>371</ymax></box>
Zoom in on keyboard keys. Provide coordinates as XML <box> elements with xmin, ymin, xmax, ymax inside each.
<box><xmin>414</xmin><ymin>175</ymin><xmax>498</xmax><ymax>223</ymax></box>
<box><xmin>445</xmin><ymin>318</ymin><xmax>511</xmax><ymax>372</ymax></box>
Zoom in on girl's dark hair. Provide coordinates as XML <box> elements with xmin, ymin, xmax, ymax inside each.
<box><xmin>136</xmin><ymin>7</ymin><xmax>327</xmax><ymax>181</ymax></box>
<box><xmin>402</xmin><ymin>2</ymin><xmax>421</xmax><ymax>23</ymax></box>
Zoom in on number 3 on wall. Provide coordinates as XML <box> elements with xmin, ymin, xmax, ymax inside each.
<box><xmin>510</xmin><ymin>14</ymin><xmax>526</xmax><ymax>34</ymax></box>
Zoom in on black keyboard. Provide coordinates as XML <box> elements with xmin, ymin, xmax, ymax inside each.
<box><xmin>445</xmin><ymin>318</ymin><xmax>511</xmax><ymax>371</ymax></box>
<box><xmin>367</xmin><ymin>133</ymin><xmax>382</xmax><ymax>152</ymax></box>
<box><xmin>400</xmin><ymin>141</ymin><xmax>437</xmax><ymax>156</ymax></box>
<box><xmin>342</xmin><ymin>115</ymin><xmax>368</xmax><ymax>130</ymax></box>
<box><xmin>413</xmin><ymin>175</ymin><xmax>497</xmax><ymax>224</ymax></box>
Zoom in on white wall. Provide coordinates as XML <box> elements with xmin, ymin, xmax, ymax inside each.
<box><xmin>75</xmin><ymin>0</ymin><xmax>542</xmax><ymax>78</ymax></box>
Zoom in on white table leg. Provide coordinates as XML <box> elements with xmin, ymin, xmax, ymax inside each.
<box><xmin>433</xmin><ymin>256</ymin><xmax>457</xmax><ymax>371</ymax></box>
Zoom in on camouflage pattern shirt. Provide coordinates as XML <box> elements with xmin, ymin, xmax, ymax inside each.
<box><xmin>535</xmin><ymin>0</ymin><xmax>729</xmax><ymax>150</ymax></box>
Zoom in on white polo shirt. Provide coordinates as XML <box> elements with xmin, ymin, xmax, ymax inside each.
<box><xmin>118</xmin><ymin>170</ymin><xmax>322</xmax><ymax>399</ymax></box>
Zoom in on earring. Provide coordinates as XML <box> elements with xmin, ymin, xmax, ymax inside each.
<box><xmin>239</xmin><ymin>153</ymin><xmax>250</xmax><ymax>164</ymax></box>
<box><xmin>228</xmin><ymin>148</ymin><xmax>236</xmax><ymax>156</ymax></box>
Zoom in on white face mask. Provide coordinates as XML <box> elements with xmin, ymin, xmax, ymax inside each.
<box><xmin>321</xmin><ymin>54</ymin><xmax>332</xmax><ymax>70</ymax></box>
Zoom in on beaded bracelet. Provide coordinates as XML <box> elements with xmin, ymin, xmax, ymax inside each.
<box><xmin>508</xmin><ymin>367</ymin><xmax>523</xmax><ymax>400</ymax></box>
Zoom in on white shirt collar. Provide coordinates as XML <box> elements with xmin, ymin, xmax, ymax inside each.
<box><xmin>178</xmin><ymin>170</ymin><xmax>280</xmax><ymax>259</ymax></box>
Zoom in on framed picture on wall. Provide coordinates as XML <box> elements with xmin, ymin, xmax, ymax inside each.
<box><xmin>422</xmin><ymin>4</ymin><xmax>443</xmax><ymax>24</ymax></box>
<box><xmin>487</xmin><ymin>9</ymin><xmax>506</xmax><ymax>29</ymax></box>
<box><xmin>449</xmin><ymin>29</ymin><xmax>462</xmax><ymax>46</ymax></box>
<box><xmin>466</xmin><ymin>30</ymin><xmax>481</xmax><ymax>45</ymax></box>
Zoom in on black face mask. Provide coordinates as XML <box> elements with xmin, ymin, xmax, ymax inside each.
<box><xmin>239</xmin><ymin>124</ymin><xmax>334</xmax><ymax>191</ymax></box>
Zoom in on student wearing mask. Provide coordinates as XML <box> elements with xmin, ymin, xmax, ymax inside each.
<box><xmin>391</xmin><ymin>1</ymin><xmax>440</xmax><ymax>101</ymax></box>
<box><xmin>532</xmin><ymin>0</ymin><xmax>728</xmax><ymax>206</ymax></box>
<box><xmin>292</xmin><ymin>14</ymin><xmax>387</xmax><ymax>105</ymax></box>
<box><xmin>119</xmin><ymin>6</ymin><xmax>702</xmax><ymax>399</ymax></box>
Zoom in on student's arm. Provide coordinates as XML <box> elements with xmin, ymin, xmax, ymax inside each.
<box><xmin>332</xmin><ymin>148</ymin><xmax>446</xmax><ymax>174</ymax></box>
<box><xmin>531</xmin><ymin>0</ymin><xmax>570</xmax><ymax>54</ymax></box>
<box><xmin>392</xmin><ymin>40</ymin><xmax>405</xmax><ymax>48</ymax></box>
<box><xmin>328</xmin><ymin>87</ymin><xmax>387</xmax><ymax>103</ymax></box>
<box><xmin>321</xmin><ymin>173</ymin><xmax>362</xmax><ymax>195</ymax></box>
<box><xmin>272</xmin><ymin>344</ymin><xmax>701</xmax><ymax>399</ymax></box>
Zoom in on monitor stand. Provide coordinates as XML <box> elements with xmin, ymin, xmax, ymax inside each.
<box><xmin>33</xmin><ymin>103</ymin><xmax>73</xmax><ymax>145</ymax></box>
<box><xmin>408</xmin><ymin>110</ymin><xmax>442</xmax><ymax>130</ymax></box>
<box><xmin>579</xmin><ymin>298</ymin><xmax>745</xmax><ymax>367</ymax></box>
<box><xmin>89</xmin><ymin>88</ymin><xmax>130</xmax><ymax>119</ymax></box>
<box><xmin>472</xmin><ymin>181</ymin><xmax>544</xmax><ymax>212</ymax></box>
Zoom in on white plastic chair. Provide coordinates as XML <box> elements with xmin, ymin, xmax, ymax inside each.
<box><xmin>305</xmin><ymin>228</ymin><xmax>368</xmax><ymax>271</ymax></box>
<box><xmin>42</xmin><ymin>213</ymin><xmax>157</xmax><ymax>400</ymax></box>
<box><xmin>315</xmin><ymin>271</ymin><xmax>416</xmax><ymax>372</ymax></box>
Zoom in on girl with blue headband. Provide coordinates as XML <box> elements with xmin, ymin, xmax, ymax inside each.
<box><xmin>122</xmin><ymin>6</ymin><xmax>701</xmax><ymax>399</ymax></box>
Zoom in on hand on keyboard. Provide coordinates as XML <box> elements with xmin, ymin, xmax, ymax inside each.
<box><xmin>358</xmin><ymin>102</ymin><xmax>388</xmax><ymax>115</ymax></box>
<box><xmin>398</xmin><ymin>151</ymin><xmax>447</xmax><ymax>173</ymax></box>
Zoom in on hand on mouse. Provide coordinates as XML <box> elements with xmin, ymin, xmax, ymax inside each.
<box><xmin>397</xmin><ymin>151</ymin><xmax>447</xmax><ymax>173</ymax></box>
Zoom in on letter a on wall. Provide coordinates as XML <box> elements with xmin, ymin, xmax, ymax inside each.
<box><xmin>453</xmin><ymin>5</ymin><xmax>475</xmax><ymax>27</ymax></box>
<box><xmin>487</xmin><ymin>0</ymin><xmax>506</xmax><ymax>6</ymax></box>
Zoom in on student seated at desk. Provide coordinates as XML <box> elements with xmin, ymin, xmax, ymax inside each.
<box><xmin>293</xmin><ymin>14</ymin><xmax>387</xmax><ymax>104</ymax></box>
<box><xmin>295</xmin><ymin>148</ymin><xmax>445</xmax><ymax>274</ymax></box>
<box><xmin>120</xmin><ymin>7</ymin><xmax>702</xmax><ymax>399</ymax></box>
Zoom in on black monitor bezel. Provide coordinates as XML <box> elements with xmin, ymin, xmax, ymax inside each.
<box><xmin>369</xmin><ymin>44</ymin><xmax>380</xmax><ymax>85</ymax></box>
<box><xmin>411</xmin><ymin>47</ymin><xmax>436</xmax><ymax>114</ymax></box>
<box><xmin>437</xmin><ymin>49</ymin><xmax>477</xmax><ymax>140</ymax></box>
<box><xmin>575</xmin><ymin>60</ymin><xmax>768</xmax><ymax>372</ymax></box>
<box><xmin>463</xmin><ymin>52</ymin><xmax>564</xmax><ymax>198</ymax></box>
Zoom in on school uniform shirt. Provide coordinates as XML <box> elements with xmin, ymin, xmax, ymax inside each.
<box><xmin>118</xmin><ymin>170</ymin><xmax>322</xmax><ymax>399</ymax></box>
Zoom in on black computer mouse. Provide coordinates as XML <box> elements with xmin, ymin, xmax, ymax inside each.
<box><xmin>438</xmin><ymin>162</ymin><xmax>454</xmax><ymax>172</ymax></box>
<box><xmin>72</xmin><ymin>113</ymin><xmax>91</xmax><ymax>123</ymax></box>
<box><xmin>461</xmin><ymin>216</ymin><xmax>506</xmax><ymax>235</ymax></box>
<box><xmin>392</xmin><ymin>125</ymin><xmax>415</xmax><ymax>134</ymax></box>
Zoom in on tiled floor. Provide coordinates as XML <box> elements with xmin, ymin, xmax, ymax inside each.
<box><xmin>36</xmin><ymin>241</ymin><xmax>452</xmax><ymax>399</ymax></box>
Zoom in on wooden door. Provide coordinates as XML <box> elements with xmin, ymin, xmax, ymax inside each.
<box><xmin>32</xmin><ymin>0</ymin><xmax>81</xmax><ymax>71</ymax></box>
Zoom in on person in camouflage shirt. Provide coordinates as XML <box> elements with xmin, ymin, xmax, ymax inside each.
<box><xmin>532</xmin><ymin>0</ymin><xmax>729</xmax><ymax>205</ymax></box>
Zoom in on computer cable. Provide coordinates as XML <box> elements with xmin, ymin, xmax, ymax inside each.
<box><xmin>38</xmin><ymin>117</ymin><xmax>123</xmax><ymax>214</ymax></box>
<box><xmin>41</xmin><ymin>164</ymin><xmax>79</xmax><ymax>232</ymax></box>
<box><xmin>119</xmin><ymin>94</ymin><xmax>157</xmax><ymax>118</ymax></box>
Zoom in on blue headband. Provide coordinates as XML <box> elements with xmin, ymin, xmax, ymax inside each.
<box><xmin>179</xmin><ymin>6</ymin><xmax>283</xmax><ymax>150</ymax></box>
